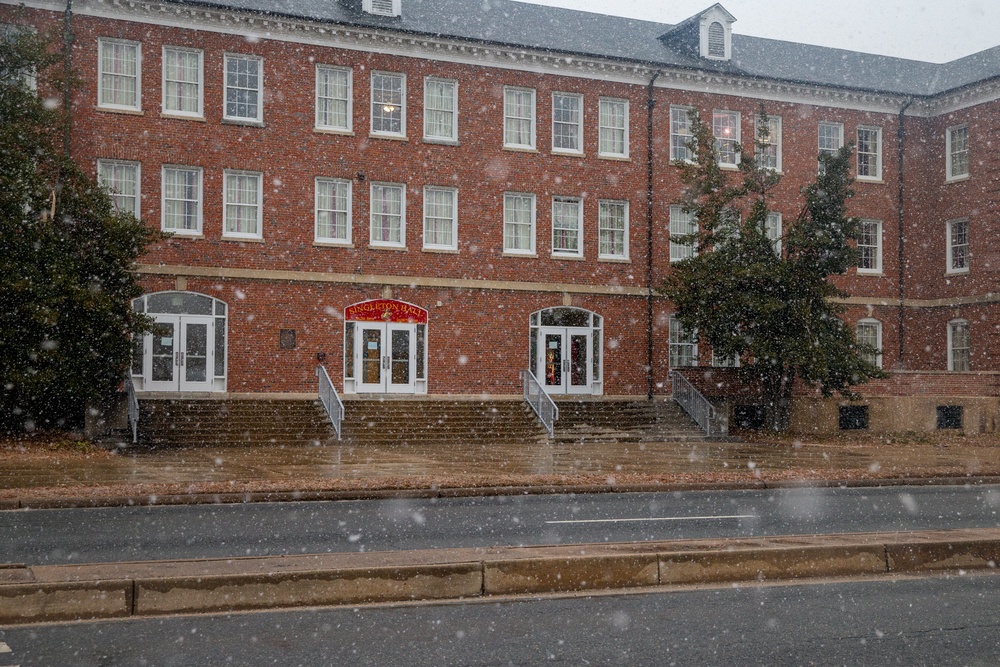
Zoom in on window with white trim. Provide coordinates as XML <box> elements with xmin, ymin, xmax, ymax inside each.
<box><xmin>856</xmin><ymin>319</ymin><xmax>882</xmax><ymax>368</ymax></box>
<box><xmin>757</xmin><ymin>115</ymin><xmax>781</xmax><ymax>171</ymax></box>
<box><xmin>670</xmin><ymin>106</ymin><xmax>694</xmax><ymax>162</ymax></box>
<box><xmin>598</xmin><ymin>200</ymin><xmax>628</xmax><ymax>259</ymax></box>
<box><xmin>363</xmin><ymin>0</ymin><xmax>400</xmax><ymax>16</ymax></box>
<box><xmin>504</xmin><ymin>87</ymin><xmax>535</xmax><ymax>149</ymax></box>
<box><xmin>857</xmin><ymin>219</ymin><xmax>882</xmax><ymax>273</ymax></box>
<box><xmin>669</xmin><ymin>205</ymin><xmax>697</xmax><ymax>262</ymax></box>
<box><xmin>765</xmin><ymin>212</ymin><xmax>782</xmax><ymax>255</ymax></box>
<box><xmin>948</xmin><ymin>319</ymin><xmax>970</xmax><ymax>372</ymax></box>
<box><xmin>98</xmin><ymin>38</ymin><xmax>140</xmax><ymax>111</ymax></box>
<box><xmin>946</xmin><ymin>218</ymin><xmax>969</xmax><ymax>273</ymax></box>
<box><xmin>818</xmin><ymin>121</ymin><xmax>843</xmax><ymax>172</ymax></box>
<box><xmin>711</xmin><ymin>349</ymin><xmax>739</xmax><ymax>368</ymax></box>
<box><xmin>315</xmin><ymin>65</ymin><xmax>352</xmax><ymax>132</ymax></box>
<box><xmin>856</xmin><ymin>126</ymin><xmax>882</xmax><ymax>180</ymax></box>
<box><xmin>669</xmin><ymin>317</ymin><xmax>697</xmax><ymax>368</ymax></box>
<box><xmin>423</xmin><ymin>186</ymin><xmax>457</xmax><ymax>250</ymax></box>
<box><xmin>224</xmin><ymin>54</ymin><xmax>262</xmax><ymax>123</ymax></box>
<box><xmin>162</xmin><ymin>46</ymin><xmax>202</xmax><ymax>117</ymax></box>
<box><xmin>370</xmin><ymin>183</ymin><xmax>405</xmax><ymax>247</ymax></box>
<box><xmin>707</xmin><ymin>21</ymin><xmax>725</xmax><ymax>59</ymax></box>
<box><xmin>423</xmin><ymin>77</ymin><xmax>457</xmax><ymax>142</ymax></box>
<box><xmin>503</xmin><ymin>192</ymin><xmax>535</xmax><ymax>254</ymax></box>
<box><xmin>315</xmin><ymin>178</ymin><xmax>351</xmax><ymax>244</ymax></box>
<box><xmin>98</xmin><ymin>159</ymin><xmax>140</xmax><ymax>218</ymax></box>
<box><xmin>946</xmin><ymin>125</ymin><xmax>969</xmax><ymax>180</ymax></box>
<box><xmin>371</xmin><ymin>71</ymin><xmax>405</xmax><ymax>137</ymax></box>
<box><xmin>552</xmin><ymin>92</ymin><xmax>582</xmax><ymax>154</ymax></box>
<box><xmin>551</xmin><ymin>196</ymin><xmax>582</xmax><ymax>257</ymax></box>
<box><xmin>713</xmin><ymin>110</ymin><xmax>739</xmax><ymax>167</ymax></box>
<box><xmin>223</xmin><ymin>170</ymin><xmax>262</xmax><ymax>239</ymax></box>
<box><xmin>599</xmin><ymin>98</ymin><xmax>628</xmax><ymax>158</ymax></box>
<box><xmin>161</xmin><ymin>165</ymin><xmax>202</xmax><ymax>234</ymax></box>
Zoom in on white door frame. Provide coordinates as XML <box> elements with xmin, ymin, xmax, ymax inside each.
<box><xmin>355</xmin><ymin>321</ymin><xmax>417</xmax><ymax>394</ymax></box>
<box><xmin>143</xmin><ymin>314</ymin><xmax>216</xmax><ymax>392</ymax></box>
<box><xmin>537</xmin><ymin>326</ymin><xmax>592</xmax><ymax>395</ymax></box>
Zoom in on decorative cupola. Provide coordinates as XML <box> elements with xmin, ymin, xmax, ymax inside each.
<box><xmin>659</xmin><ymin>3</ymin><xmax>736</xmax><ymax>62</ymax></box>
<box><xmin>338</xmin><ymin>0</ymin><xmax>401</xmax><ymax>17</ymax></box>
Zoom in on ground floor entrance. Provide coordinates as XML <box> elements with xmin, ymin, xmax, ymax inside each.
<box><xmin>344</xmin><ymin>299</ymin><xmax>428</xmax><ymax>395</ymax></box>
<box><xmin>537</xmin><ymin>327</ymin><xmax>593</xmax><ymax>394</ymax></box>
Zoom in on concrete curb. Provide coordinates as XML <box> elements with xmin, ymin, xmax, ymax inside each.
<box><xmin>3</xmin><ymin>528</ymin><xmax>1000</xmax><ymax>625</ymax></box>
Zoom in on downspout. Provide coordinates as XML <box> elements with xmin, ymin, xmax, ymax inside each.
<box><xmin>63</xmin><ymin>0</ymin><xmax>74</xmax><ymax>157</ymax></box>
<box><xmin>645</xmin><ymin>70</ymin><xmax>661</xmax><ymax>400</ymax></box>
<box><xmin>895</xmin><ymin>97</ymin><xmax>913</xmax><ymax>369</ymax></box>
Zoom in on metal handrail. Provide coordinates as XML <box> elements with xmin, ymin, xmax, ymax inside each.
<box><xmin>670</xmin><ymin>370</ymin><xmax>717</xmax><ymax>437</ymax></box>
<box><xmin>316</xmin><ymin>364</ymin><xmax>344</xmax><ymax>441</ymax></box>
<box><xmin>521</xmin><ymin>369</ymin><xmax>559</xmax><ymax>437</ymax></box>
<box><xmin>124</xmin><ymin>374</ymin><xmax>139</xmax><ymax>444</ymax></box>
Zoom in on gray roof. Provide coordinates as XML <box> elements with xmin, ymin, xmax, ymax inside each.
<box><xmin>182</xmin><ymin>0</ymin><xmax>1000</xmax><ymax>96</ymax></box>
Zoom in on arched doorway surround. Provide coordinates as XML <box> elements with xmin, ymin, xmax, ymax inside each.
<box><xmin>529</xmin><ymin>307</ymin><xmax>603</xmax><ymax>395</ymax></box>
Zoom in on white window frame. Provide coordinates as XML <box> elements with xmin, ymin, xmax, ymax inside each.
<box><xmin>222</xmin><ymin>170</ymin><xmax>263</xmax><ymax>240</ymax></box>
<box><xmin>669</xmin><ymin>205</ymin><xmax>697</xmax><ymax>262</ymax></box>
<box><xmin>670</xmin><ymin>106</ymin><xmax>694</xmax><ymax>162</ymax></box>
<box><xmin>223</xmin><ymin>53</ymin><xmax>263</xmax><ymax>123</ymax></box>
<box><xmin>504</xmin><ymin>86</ymin><xmax>536</xmax><ymax>150</ymax></box>
<box><xmin>97</xmin><ymin>159</ymin><xmax>141</xmax><ymax>218</ymax></box>
<box><xmin>160</xmin><ymin>165</ymin><xmax>203</xmax><ymax>236</ymax></box>
<box><xmin>756</xmin><ymin>114</ymin><xmax>781</xmax><ymax>172</ymax></box>
<box><xmin>369</xmin><ymin>182</ymin><xmax>406</xmax><ymax>248</ymax></box>
<box><xmin>857</xmin><ymin>219</ymin><xmax>882</xmax><ymax>274</ymax></box>
<box><xmin>598</xmin><ymin>199</ymin><xmax>629</xmax><ymax>260</ymax></box>
<box><xmin>363</xmin><ymin>0</ymin><xmax>400</xmax><ymax>16</ymax></box>
<box><xmin>818</xmin><ymin>121</ymin><xmax>844</xmax><ymax>172</ymax></box>
<box><xmin>598</xmin><ymin>97</ymin><xmax>629</xmax><ymax>158</ymax></box>
<box><xmin>948</xmin><ymin>319</ymin><xmax>970</xmax><ymax>372</ymax></box>
<box><xmin>856</xmin><ymin>318</ymin><xmax>883</xmax><ymax>369</ymax></box>
<box><xmin>315</xmin><ymin>65</ymin><xmax>352</xmax><ymax>133</ymax></box>
<box><xmin>370</xmin><ymin>71</ymin><xmax>406</xmax><ymax>138</ymax></box>
<box><xmin>551</xmin><ymin>92</ymin><xmax>583</xmax><ymax>155</ymax></box>
<box><xmin>856</xmin><ymin>125</ymin><xmax>882</xmax><ymax>180</ymax></box>
<box><xmin>551</xmin><ymin>196</ymin><xmax>583</xmax><ymax>257</ymax></box>
<box><xmin>669</xmin><ymin>316</ymin><xmax>697</xmax><ymax>368</ymax></box>
<box><xmin>946</xmin><ymin>218</ymin><xmax>970</xmax><ymax>274</ymax></box>
<box><xmin>423</xmin><ymin>77</ymin><xmax>457</xmax><ymax>143</ymax></box>
<box><xmin>765</xmin><ymin>211</ymin><xmax>782</xmax><ymax>255</ymax></box>
<box><xmin>161</xmin><ymin>45</ymin><xmax>203</xmax><ymax>118</ymax></box>
<box><xmin>422</xmin><ymin>186</ymin><xmax>458</xmax><ymax>251</ymax></box>
<box><xmin>711</xmin><ymin>349</ymin><xmax>739</xmax><ymax>368</ymax></box>
<box><xmin>946</xmin><ymin>124</ymin><xmax>969</xmax><ymax>181</ymax></box>
<box><xmin>314</xmin><ymin>177</ymin><xmax>352</xmax><ymax>245</ymax></box>
<box><xmin>97</xmin><ymin>38</ymin><xmax>141</xmax><ymax>111</ymax></box>
<box><xmin>713</xmin><ymin>109</ymin><xmax>740</xmax><ymax>168</ymax></box>
<box><xmin>503</xmin><ymin>192</ymin><xmax>536</xmax><ymax>255</ymax></box>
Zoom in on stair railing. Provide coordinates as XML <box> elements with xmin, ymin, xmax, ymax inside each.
<box><xmin>124</xmin><ymin>374</ymin><xmax>139</xmax><ymax>444</ymax></box>
<box><xmin>669</xmin><ymin>370</ymin><xmax>717</xmax><ymax>437</ymax></box>
<box><xmin>521</xmin><ymin>369</ymin><xmax>558</xmax><ymax>437</ymax></box>
<box><xmin>316</xmin><ymin>364</ymin><xmax>344</xmax><ymax>440</ymax></box>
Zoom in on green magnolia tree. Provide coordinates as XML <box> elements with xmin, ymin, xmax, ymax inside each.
<box><xmin>660</xmin><ymin>110</ymin><xmax>885</xmax><ymax>431</ymax></box>
<box><xmin>0</xmin><ymin>25</ymin><xmax>158</xmax><ymax>432</ymax></box>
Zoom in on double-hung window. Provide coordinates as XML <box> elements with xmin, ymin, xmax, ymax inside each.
<box><xmin>598</xmin><ymin>200</ymin><xmax>628</xmax><ymax>260</ymax></box>
<box><xmin>856</xmin><ymin>126</ymin><xmax>882</xmax><ymax>180</ymax></box>
<box><xmin>670</xmin><ymin>106</ymin><xmax>694</xmax><ymax>162</ymax></box>
<box><xmin>423</xmin><ymin>77</ymin><xmax>457</xmax><ymax>142</ymax></box>
<box><xmin>598</xmin><ymin>98</ymin><xmax>628</xmax><ymax>158</ymax></box>
<box><xmin>370</xmin><ymin>183</ymin><xmax>405</xmax><ymax>247</ymax></box>
<box><xmin>713</xmin><ymin>110</ymin><xmax>740</xmax><ymax>167</ymax></box>
<box><xmin>223</xmin><ymin>170</ymin><xmax>262</xmax><ymax>239</ymax></box>
<box><xmin>946</xmin><ymin>125</ymin><xmax>969</xmax><ymax>181</ymax></box>
<box><xmin>98</xmin><ymin>159</ymin><xmax>140</xmax><ymax>218</ymax></box>
<box><xmin>162</xmin><ymin>46</ymin><xmax>202</xmax><ymax>117</ymax></box>
<box><xmin>857</xmin><ymin>219</ymin><xmax>882</xmax><ymax>273</ymax></box>
<box><xmin>946</xmin><ymin>218</ymin><xmax>969</xmax><ymax>273</ymax></box>
<box><xmin>669</xmin><ymin>317</ymin><xmax>697</xmax><ymax>368</ymax></box>
<box><xmin>224</xmin><ymin>54</ymin><xmax>262</xmax><ymax>123</ymax></box>
<box><xmin>503</xmin><ymin>192</ymin><xmax>535</xmax><ymax>254</ymax></box>
<box><xmin>818</xmin><ymin>121</ymin><xmax>843</xmax><ymax>172</ymax></box>
<box><xmin>856</xmin><ymin>319</ymin><xmax>883</xmax><ymax>368</ymax></box>
<box><xmin>948</xmin><ymin>320</ymin><xmax>970</xmax><ymax>372</ymax></box>
<box><xmin>765</xmin><ymin>212</ymin><xmax>782</xmax><ymax>255</ymax></box>
<box><xmin>423</xmin><ymin>186</ymin><xmax>457</xmax><ymax>250</ymax></box>
<box><xmin>98</xmin><ymin>38</ymin><xmax>140</xmax><ymax>111</ymax></box>
<box><xmin>669</xmin><ymin>205</ymin><xmax>697</xmax><ymax>261</ymax></box>
<box><xmin>756</xmin><ymin>115</ymin><xmax>781</xmax><ymax>171</ymax></box>
<box><xmin>315</xmin><ymin>178</ymin><xmax>351</xmax><ymax>244</ymax></box>
<box><xmin>161</xmin><ymin>165</ymin><xmax>202</xmax><ymax>234</ymax></box>
<box><xmin>315</xmin><ymin>65</ymin><xmax>352</xmax><ymax>132</ymax></box>
<box><xmin>551</xmin><ymin>196</ymin><xmax>582</xmax><ymax>257</ymax></box>
<box><xmin>371</xmin><ymin>71</ymin><xmax>405</xmax><ymax>137</ymax></box>
<box><xmin>504</xmin><ymin>87</ymin><xmax>535</xmax><ymax>149</ymax></box>
<box><xmin>552</xmin><ymin>92</ymin><xmax>582</xmax><ymax>154</ymax></box>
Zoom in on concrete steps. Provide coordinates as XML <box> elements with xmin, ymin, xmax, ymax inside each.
<box><xmin>552</xmin><ymin>400</ymin><xmax>710</xmax><ymax>443</ymax></box>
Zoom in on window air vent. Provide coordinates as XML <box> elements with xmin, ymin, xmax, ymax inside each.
<box><xmin>707</xmin><ymin>22</ymin><xmax>725</xmax><ymax>58</ymax></box>
<box><xmin>369</xmin><ymin>0</ymin><xmax>397</xmax><ymax>16</ymax></box>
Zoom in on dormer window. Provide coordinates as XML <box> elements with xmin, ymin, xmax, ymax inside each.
<box><xmin>707</xmin><ymin>22</ymin><xmax>725</xmax><ymax>58</ymax></box>
<box><xmin>364</xmin><ymin>0</ymin><xmax>400</xmax><ymax>16</ymax></box>
<box><xmin>699</xmin><ymin>6</ymin><xmax>734</xmax><ymax>61</ymax></box>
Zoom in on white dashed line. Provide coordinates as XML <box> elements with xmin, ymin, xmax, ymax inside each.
<box><xmin>545</xmin><ymin>514</ymin><xmax>757</xmax><ymax>525</ymax></box>
<box><xmin>0</xmin><ymin>642</ymin><xmax>10</xmax><ymax>653</ymax></box>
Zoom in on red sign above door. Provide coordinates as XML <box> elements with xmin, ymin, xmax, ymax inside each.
<box><xmin>344</xmin><ymin>299</ymin><xmax>428</xmax><ymax>324</ymax></box>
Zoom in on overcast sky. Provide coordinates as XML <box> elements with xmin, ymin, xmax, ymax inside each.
<box><xmin>524</xmin><ymin>0</ymin><xmax>998</xmax><ymax>63</ymax></box>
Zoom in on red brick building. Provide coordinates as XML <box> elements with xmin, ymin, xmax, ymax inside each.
<box><xmin>4</xmin><ymin>0</ymin><xmax>998</xmax><ymax>432</ymax></box>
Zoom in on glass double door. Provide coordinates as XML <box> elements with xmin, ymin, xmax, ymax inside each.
<box><xmin>538</xmin><ymin>327</ymin><xmax>592</xmax><ymax>395</ymax></box>
<box><xmin>357</xmin><ymin>323</ymin><xmax>417</xmax><ymax>393</ymax></box>
<box><xmin>144</xmin><ymin>315</ymin><xmax>216</xmax><ymax>392</ymax></box>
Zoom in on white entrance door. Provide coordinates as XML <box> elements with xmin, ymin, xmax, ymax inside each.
<box><xmin>144</xmin><ymin>315</ymin><xmax>216</xmax><ymax>392</ymax></box>
<box><xmin>356</xmin><ymin>322</ymin><xmax>417</xmax><ymax>394</ymax></box>
<box><xmin>538</xmin><ymin>327</ymin><xmax>592</xmax><ymax>395</ymax></box>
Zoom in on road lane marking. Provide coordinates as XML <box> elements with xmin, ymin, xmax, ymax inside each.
<box><xmin>545</xmin><ymin>514</ymin><xmax>757</xmax><ymax>525</ymax></box>
<box><xmin>0</xmin><ymin>643</ymin><xmax>10</xmax><ymax>653</ymax></box>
